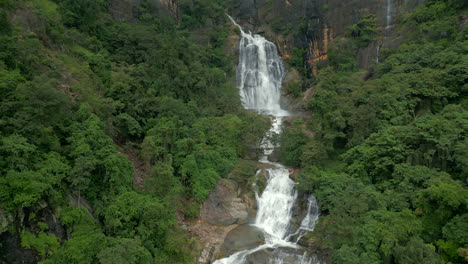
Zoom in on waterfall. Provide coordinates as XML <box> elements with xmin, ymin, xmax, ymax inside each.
<box><xmin>228</xmin><ymin>15</ymin><xmax>287</xmax><ymax>116</ymax></box>
<box><xmin>376</xmin><ymin>45</ymin><xmax>380</xmax><ymax>63</ymax></box>
<box><xmin>386</xmin><ymin>0</ymin><xmax>392</xmax><ymax>30</ymax></box>
<box><xmin>287</xmin><ymin>195</ymin><xmax>321</xmax><ymax>243</ymax></box>
<box><xmin>255</xmin><ymin>165</ymin><xmax>298</xmax><ymax>242</ymax></box>
<box><xmin>213</xmin><ymin>16</ymin><xmax>324</xmax><ymax>264</ymax></box>
<box><xmin>298</xmin><ymin>196</ymin><xmax>320</xmax><ymax>234</ymax></box>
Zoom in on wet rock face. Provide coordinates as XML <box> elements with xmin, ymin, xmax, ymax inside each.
<box><xmin>218</xmin><ymin>225</ymin><xmax>265</xmax><ymax>258</ymax></box>
<box><xmin>200</xmin><ymin>179</ymin><xmax>250</xmax><ymax>226</ymax></box>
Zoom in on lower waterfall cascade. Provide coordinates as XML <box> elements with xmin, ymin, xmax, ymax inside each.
<box><xmin>213</xmin><ymin>17</ymin><xmax>325</xmax><ymax>264</ymax></box>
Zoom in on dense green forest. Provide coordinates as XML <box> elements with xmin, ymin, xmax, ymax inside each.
<box><xmin>0</xmin><ymin>0</ymin><xmax>267</xmax><ymax>263</ymax></box>
<box><xmin>280</xmin><ymin>0</ymin><xmax>468</xmax><ymax>263</ymax></box>
<box><xmin>1</xmin><ymin>0</ymin><xmax>467</xmax><ymax>263</ymax></box>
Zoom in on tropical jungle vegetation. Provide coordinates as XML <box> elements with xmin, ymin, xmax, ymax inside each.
<box><xmin>0</xmin><ymin>0</ymin><xmax>267</xmax><ymax>263</ymax></box>
<box><xmin>0</xmin><ymin>0</ymin><xmax>466</xmax><ymax>263</ymax></box>
<box><xmin>280</xmin><ymin>0</ymin><xmax>468</xmax><ymax>263</ymax></box>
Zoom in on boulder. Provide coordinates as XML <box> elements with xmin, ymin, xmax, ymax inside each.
<box><xmin>218</xmin><ymin>225</ymin><xmax>265</xmax><ymax>258</ymax></box>
<box><xmin>200</xmin><ymin>179</ymin><xmax>249</xmax><ymax>226</ymax></box>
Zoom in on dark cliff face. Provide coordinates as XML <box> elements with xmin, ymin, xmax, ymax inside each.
<box><xmin>227</xmin><ymin>0</ymin><xmax>425</xmax><ymax>72</ymax></box>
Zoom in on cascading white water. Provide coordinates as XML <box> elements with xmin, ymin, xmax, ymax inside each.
<box><xmin>214</xmin><ymin>16</ymin><xmax>324</xmax><ymax>264</ymax></box>
<box><xmin>255</xmin><ymin>165</ymin><xmax>298</xmax><ymax>242</ymax></box>
<box><xmin>386</xmin><ymin>0</ymin><xmax>392</xmax><ymax>30</ymax></box>
<box><xmin>229</xmin><ymin>16</ymin><xmax>287</xmax><ymax>116</ymax></box>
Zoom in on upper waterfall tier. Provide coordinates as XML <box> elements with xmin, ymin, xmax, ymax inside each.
<box><xmin>229</xmin><ymin>16</ymin><xmax>287</xmax><ymax>116</ymax></box>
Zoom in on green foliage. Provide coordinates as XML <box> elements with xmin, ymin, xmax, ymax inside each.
<box><xmin>228</xmin><ymin>160</ymin><xmax>259</xmax><ymax>186</ymax></box>
<box><xmin>285</xmin><ymin>79</ymin><xmax>303</xmax><ymax>98</ymax></box>
<box><xmin>300</xmin><ymin>138</ymin><xmax>328</xmax><ymax>166</ymax></box>
<box><xmin>102</xmin><ymin>191</ymin><xmax>173</xmax><ymax>248</ymax></box>
<box><xmin>155</xmin><ymin>227</ymin><xmax>198</xmax><ymax>263</ymax></box>
<box><xmin>140</xmin><ymin>112</ymin><xmax>259</xmax><ymax>202</ymax></box>
<box><xmin>393</xmin><ymin>237</ymin><xmax>442</xmax><ymax>264</ymax></box>
<box><xmin>21</xmin><ymin>230</ymin><xmax>59</xmax><ymax>258</ymax></box>
<box><xmin>0</xmin><ymin>137</ymin><xmax>69</xmax><ymax>210</ymax></box>
<box><xmin>0</xmin><ymin>0</ymin><xmax>261</xmax><ymax>262</ymax></box>
<box><xmin>327</xmin><ymin>40</ymin><xmax>358</xmax><ymax>71</ymax></box>
<box><xmin>97</xmin><ymin>238</ymin><xmax>153</xmax><ymax>264</ymax></box>
<box><xmin>443</xmin><ymin>214</ymin><xmax>468</xmax><ymax>246</ymax></box>
<box><xmin>237</xmin><ymin>112</ymin><xmax>270</xmax><ymax>157</ymax></box>
<box><xmin>439</xmin><ymin>214</ymin><xmax>468</xmax><ymax>262</ymax></box>
<box><xmin>57</xmin><ymin>0</ymin><xmax>106</xmax><ymax>33</ymax></box>
<box><xmin>271</xmin><ymin>20</ymin><xmax>293</xmax><ymax>35</ymax></box>
<box><xmin>42</xmin><ymin>221</ymin><xmax>108</xmax><ymax>264</ymax></box>
<box><xmin>2</xmin><ymin>0</ymin><xmax>464</xmax><ymax>263</ymax></box>
<box><xmin>114</xmin><ymin>113</ymin><xmax>142</xmax><ymax>138</ymax></box>
<box><xmin>289</xmin><ymin>48</ymin><xmax>306</xmax><ymax>76</ymax></box>
<box><xmin>0</xmin><ymin>69</ymin><xmax>24</xmax><ymax>97</ymax></box>
<box><xmin>403</xmin><ymin>0</ymin><xmax>464</xmax><ymax>42</ymax></box>
<box><xmin>279</xmin><ymin>121</ymin><xmax>309</xmax><ymax>167</ymax></box>
<box><xmin>58</xmin><ymin>206</ymin><xmax>89</xmax><ymax>230</ymax></box>
<box><xmin>179</xmin><ymin>0</ymin><xmax>226</xmax><ymax>29</ymax></box>
<box><xmin>357</xmin><ymin>210</ymin><xmax>422</xmax><ymax>257</ymax></box>
<box><xmin>332</xmin><ymin>245</ymin><xmax>363</xmax><ymax>264</ymax></box>
<box><xmin>67</xmin><ymin>108</ymin><xmax>134</xmax><ymax>200</ymax></box>
<box><xmin>145</xmin><ymin>160</ymin><xmax>181</xmax><ymax>199</ymax></box>
<box><xmin>346</xmin><ymin>15</ymin><xmax>378</xmax><ymax>47</ymax></box>
<box><xmin>0</xmin><ymin>9</ymin><xmax>11</xmax><ymax>35</ymax></box>
<box><xmin>295</xmin><ymin>1</ymin><xmax>467</xmax><ymax>263</ymax></box>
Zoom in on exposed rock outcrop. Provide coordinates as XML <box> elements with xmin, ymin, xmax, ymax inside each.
<box><xmin>217</xmin><ymin>225</ymin><xmax>265</xmax><ymax>258</ymax></box>
<box><xmin>189</xmin><ymin>220</ymin><xmax>239</xmax><ymax>264</ymax></box>
<box><xmin>200</xmin><ymin>179</ymin><xmax>252</xmax><ymax>226</ymax></box>
<box><xmin>191</xmin><ymin>178</ymin><xmax>259</xmax><ymax>263</ymax></box>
